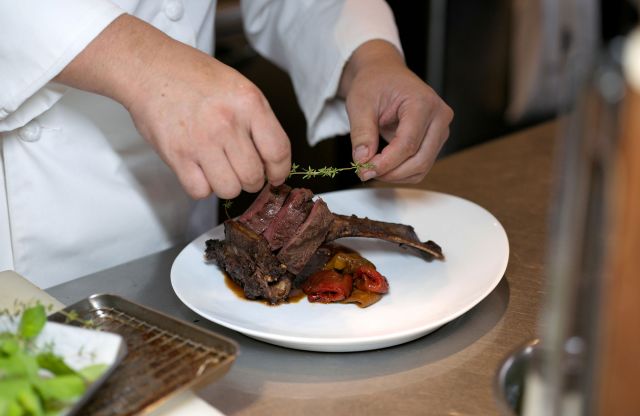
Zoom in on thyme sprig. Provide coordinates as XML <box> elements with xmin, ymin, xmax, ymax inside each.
<box><xmin>223</xmin><ymin>199</ymin><xmax>234</xmax><ymax>220</ymax></box>
<box><xmin>288</xmin><ymin>161</ymin><xmax>374</xmax><ymax>179</ymax></box>
<box><xmin>58</xmin><ymin>309</ymin><xmax>97</xmax><ymax>329</ymax></box>
<box><xmin>222</xmin><ymin>161</ymin><xmax>375</xmax><ymax>219</ymax></box>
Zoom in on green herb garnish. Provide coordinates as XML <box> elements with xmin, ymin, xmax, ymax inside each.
<box><xmin>223</xmin><ymin>199</ymin><xmax>234</xmax><ymax>220</ymax></box>
<box><xmin>222</xmin><ymin>162</ymin><xmax>375</xmax><ymax>219</ymax></box>
<box><xmin>0</xmin><ymin>304</ymin><xmax>106</xmax><ymax>416</ymax></box>
<box><xmin>57</xmin><ymin>310</ymin><xmax>95</xmax><ymax>329</ymax></box>
<box><xmin>288</xmin><ymin>161</ymin><xmax>374</xmax><ymax>179</ymax></box>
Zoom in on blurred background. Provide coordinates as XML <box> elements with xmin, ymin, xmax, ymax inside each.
<box><xmin>214</xmin><ymin>0</ymin><xmax>638</xmax><ymax>221</ymax></box>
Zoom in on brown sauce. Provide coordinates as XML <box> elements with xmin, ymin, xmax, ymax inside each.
<box><xmin>223</xmin><ymin>274</ymin><xmax>306</xmax><ymax>306</ymax></box>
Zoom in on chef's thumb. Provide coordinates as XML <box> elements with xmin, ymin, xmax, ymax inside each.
<box><xmin>347</xmin><ymin>103</ymin><xmax>380</xmax><ymax>172</ymax></box>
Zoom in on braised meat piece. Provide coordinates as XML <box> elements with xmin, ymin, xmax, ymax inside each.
<box><xmin>205</xmin><ymin>220</ymin><xmax>293</xmax><ymax>304</ymax></box>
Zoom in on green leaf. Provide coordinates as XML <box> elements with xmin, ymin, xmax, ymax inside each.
<box><xmin>0</xmin><ymin>378</ymin><xmax>31</xmax><ymax>402</ymax></box>
<box><xmin>33</xmin><ymin>375</ymin><xmax>86</xmax><ymax>403</ymax></box>
<box><xmin>36</xmin><ymin>353</ymin><xmax>75</xmax><ymax>377</ymax></box>
<box><xmin>5</xmin><ymin>399</ymin><xmax>25</xmax><ymax>416</ymax></box>
<box><xmin>0</xmin><ymin>337</ymin><xmax>20</xmax><ymax>357</ymax></box>
<box><xmin>18</xmin><ymin>305</ymin><xmax>46</xmax><ymax>340</ymax></box>
<box><xmin>77</xmin><ymin>364</ymin><xmax>107</xmax><ymax>383</ymax></box>
<box><xmin>17</xmin><ymin>388</ymin><xmax>43</xmax><ymax>416</ymax></box>
<box><xmin>0</xmin><ymin>351</ymin><xmax>39</xmax><ymax>378</ymax></box>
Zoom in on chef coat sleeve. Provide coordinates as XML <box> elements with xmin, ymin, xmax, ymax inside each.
<box><xmin>241</xmin><ymin>0</ymin><xmax>403</xmax><ymax>146</ymax></box>
<box><xmin>0</xmin><ymin>0</ymin><xmax>125</xmax><ymax>132</ymax></box>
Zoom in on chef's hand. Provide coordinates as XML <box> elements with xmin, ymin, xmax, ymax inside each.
<box><xmin>339</xmin><ymin>40</ymin><xmax>453</xmax><ymax>183</ymax></box>
<box><xmin>54</xmin><ymin>14</ymin><xmax>291</xmax><ymax>200</ymax></box>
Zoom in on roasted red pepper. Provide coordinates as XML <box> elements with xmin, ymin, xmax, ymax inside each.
<box><xmin>302</xmin><ymin>270</ymin><xmax>353</xmax><ymax>303</ymax></box>
<box><xmin>353</xmin><ymin>266</ymin><xmax>389</xmax><ymax>294</ymax></box>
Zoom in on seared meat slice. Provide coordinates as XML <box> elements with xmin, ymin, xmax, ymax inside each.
<box><xmin>277</xmin><ymin>198</ymin><xmax>333</xmax><ymax>274</ymax></box>
<box><xmin>326</xmin><ymin>214</ymin><xmax>444</xmax><ymax>260</ymax></box>
<box><xmin>262</xmin><ymin>188</ymin><xmax>314</xmax><ymax>250</ymax></box>
<box><xmin>237</xmin><ymin>184</ymin><xmax>291</xmax><ymax>234</ymax></box>
<box><xmin>205</xmin><ymin>220</ymin><xmax>293</xmax><ymax>304</ymax></box>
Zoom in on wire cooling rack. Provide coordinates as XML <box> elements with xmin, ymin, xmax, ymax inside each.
<box><xmin>49</xmin><ymin>294</ymin><xmax>237</xmax><ymax>416</ymax></box>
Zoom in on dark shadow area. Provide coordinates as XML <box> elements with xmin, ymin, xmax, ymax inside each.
<box><xmin>601</xmin><ymin>0</ymin><xmax>639</xmax><ymax>41</ymax></box>
<box><xmin>387</xmin><ymin>0</ymin><xmax>554</xmax><ymax>156</ymax></box>
<box><xmin>223</xmin><ymin>58</ymin><xmax>360</xmax><ymax>219</ymax></box>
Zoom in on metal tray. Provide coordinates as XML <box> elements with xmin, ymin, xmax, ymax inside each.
<box><xmin>48</xmin><ymin>294</ymin><xmax>238</xmax><ymax>416</ymax></box>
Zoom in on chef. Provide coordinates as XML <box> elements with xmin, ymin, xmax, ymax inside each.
<box><xmin>0</xmin><ymin>0</ymin><xmax>453</xmax><ymax>289</ymax></box>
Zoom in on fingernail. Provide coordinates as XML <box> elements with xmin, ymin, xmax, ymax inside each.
<box><xmin>354</xmin><ymin>145</ymin><xmax>368</xmax><ymax>162</ymax></box>
<box><xmin>361</xmin><ymin>171</ymin><xmax>377</xmax><ymax>181</ymax></box>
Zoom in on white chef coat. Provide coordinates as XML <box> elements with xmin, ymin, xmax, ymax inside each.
<box><xmin>0</xmin><ymin>0</ymin><xmax>401</xmax><ymax>289</ymax></box>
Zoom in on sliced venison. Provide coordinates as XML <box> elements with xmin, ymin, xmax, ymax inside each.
<box><xmin>277</xmin><ymin>198</ymin><xmax>333</xmax><ymax>274</ymax></box>
<box><xmin>237</xmin><ymin>184</ymin><xmax>291</xmax><ymax>234</ymax></box>
<box><xmin>262</xmin><ymin>187</ymin><xmax>314</xmax><ymax>250</ymax></box>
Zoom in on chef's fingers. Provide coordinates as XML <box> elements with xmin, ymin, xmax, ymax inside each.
<box><xmin>346</xmin><ymin>96</ymin><xmax>381</xmax><ymax>175</ymax></box>
<box><xmin>223</xmin><ymin>130</ymin><xmax>269</xmax><ymax>193</ymax></box>
<box><xmin>198</xmin><ymin>149</ymin><xmax>243</xmax><ymax>200</ymax></box>
<box><xmin>373</xmin><ymin>102</ymin><xmax>452</xmax><ymax>182</ymax></box>
<box><xmin>377</xmin><ymin>122</ymin><xmax>450</xmax><ymax>183</ymax></box>
<box><xmin>364</xmin><ymin>102</ymin><xmax>432</xmax><ymax>178</ymax></box>
<box><xmin>250</xmin><ymin>106</ymin><xmax>292</xmax><ymax>187</ymax></box>
<box><xmin>173</xmin><ymin>160</ymin><xmax>214</xmax><ymax>200</ymax></box>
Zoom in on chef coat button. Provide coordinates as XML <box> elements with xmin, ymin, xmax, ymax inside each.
<box><xmin>163</xmin><ymin>0</ymin><xmax>184</xmax><ymax>21</ymax></box>
<box><xmin>18</xmin><ymin>120</ymin><xmax>41</xmax><ymax>142</ymax></box>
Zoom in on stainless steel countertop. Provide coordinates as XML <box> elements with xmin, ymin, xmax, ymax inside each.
<box><xmin>47</xmin><ymin>121</ymin><xmax>557</xmax><ymax>415</ymax></box>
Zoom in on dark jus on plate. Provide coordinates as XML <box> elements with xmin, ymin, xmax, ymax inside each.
<box><xmin>204</xmin><ymin>184</ymin><xmax>444</xmax><ymax>306</ymax></box>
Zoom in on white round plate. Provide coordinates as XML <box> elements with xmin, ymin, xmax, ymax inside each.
<box><xmin>171</xmin><ymin>188</ymin><xmax>509</xmax><ymax>352</ymax></box>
